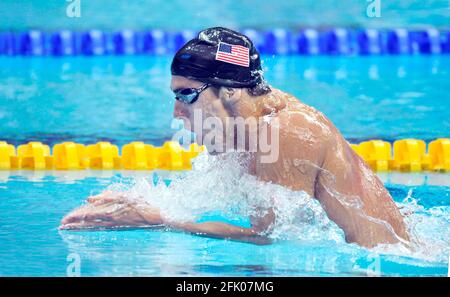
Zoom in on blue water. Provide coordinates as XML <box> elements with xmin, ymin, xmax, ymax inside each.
<box><xmin>0</xmin><ymin>53</ymin><xmax>450</xmax><ymax>276</ymax></box>
<box><xmin>0</xmin><ymin>171</ymin><xmax>448</xmax><ymax>276</ymax></box>
<box><xmin>0</xmin><ymin>55</ymin><xmax>449</xmax><ymax>145</ymax></box>
<box><xmin>1</xmin><ymin>0</ymin><xmax>449</xmax><ymax>31</ymax></box>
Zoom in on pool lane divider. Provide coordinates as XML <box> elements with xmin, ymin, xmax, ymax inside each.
<box><xmin>0</xmin><ymin>28</ymin><xmax>449</xmax><ymax>56</ymax></box>
<box><xmin>350</xmin><ymin>138</ymin><xmax>450</xmax><ymax>172</ymax></box>
<box><xmin>0</xmin><ymin>138</ymin><xmax>449</xmax><ymax>172</ymax></box>
<box><xmin>0</xmin><ymin>141</ymin><xmax>204</xmax><ymax>171</ymax></box>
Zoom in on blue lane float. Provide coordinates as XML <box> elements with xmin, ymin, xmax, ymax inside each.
<box><xmin>113</xmin><ymin>30</ymin><xmax>138</xmax><ymax>55</ymax></box>
<box><xmin>0</xmin><ymin>28</ymin><xmax>449</xmax><ymax>56</ymax></box>
<box><xmin>50</xmin><ymin>30</ymin><xmax>76</xmax><ymax>56</ymax></box>
<box><xmin>386</xmin><ymin>29</ymin><xmax>411</xmax><ymax>54</ymax></box>
<box><xmin>357</xmin><ymin>29</ymin><xmax>382</xmax><ymax>55</ymax></box>
<box><xmin>409</xmin><ymin>28</ymin><xmax>442</xmax><ymax>54</ymax></box>
<box><xmin>142</xmin><ymin>30</ymin><xmax>171</xmax><ymax>55</ymax></box>
<box><xmin>444</xmin><ymin>31</ymin><xmax>450</xmax><ymax>53</ymax></box>
<box><xmin>263</xmin><ymin>29</ymin><xmax>294</xmax><ymax>55</ymax></box>
<box><xmin>320</xmin><ymin>28</ymin><xmax>352</xmax><ymax>55</ymax></box>
<box><xmin>0</xmin><ymin>32</ymin><xmax>16</xmax><ymax>55</ymax></box>
<box><xmin>19</xmin><ymin>30</ymin><xmax>45</xmax><ymax>56</ymax></box>
<box><xmin>297</xmin><ymin>29</ymin><xmax>320</xmax><ymax>55</ymax></box>
<box><xmin>80</xmin><ymin>30</ymin><xmax>107</xmax><ymax>56</ymax></box>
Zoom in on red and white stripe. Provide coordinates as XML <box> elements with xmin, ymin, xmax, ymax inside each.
<box><xmin>215</xmin><ymin>43</ymin><xmax>250</xmax><ymax>67</ymax></box>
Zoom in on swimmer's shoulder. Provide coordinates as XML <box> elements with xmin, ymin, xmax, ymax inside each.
<box><xmin>271</xmin><ymin>89</ymin><xmax>343</xmax><ymax>165</ymax></box>
<box><xmin>257</xmin><ymin>87</ymin><xmax>338</xmax><ymax>149</ymax></box>
<box><xmin>273</xmin><ymin>91</ymin><xmax>334</xmax><ymax>139</ymax></box>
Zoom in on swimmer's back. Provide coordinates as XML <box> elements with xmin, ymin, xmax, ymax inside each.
<box><xmin>255</xmin><ymin>89</ymin><xmax>409</xmax><ymax>247</ymax></box>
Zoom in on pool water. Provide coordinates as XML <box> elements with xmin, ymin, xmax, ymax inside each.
<box><xmin>0</xmin><ymin>54</ymin><xmax>449</xmax><ymax>276</ymax></box>
<box><xmin>0</xmin><ymin>55</ymin><xmax>449</xmax><ymax>145</ymax></box>
<box><xmin>1</xmin><ymin>0</ymin><xmax>449</xmax><ymax>31</ymax></box>
<box><xmin>0</xmin><ymin>170</ymin><xmax>449</xmax><ymax>276</ymax></box>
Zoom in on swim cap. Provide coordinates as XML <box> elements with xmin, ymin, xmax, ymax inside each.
<box><xmin>171</xmin><ymin>27</ymin><xmax>264</xmax><ymax>88</ymax></box>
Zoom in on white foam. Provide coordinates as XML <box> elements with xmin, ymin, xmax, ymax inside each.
<box><xmin>112</xmin><ymin>152</ymin><xmax>344</xmax><ymax>244</ymax></box>
<box><xmin>107</xmin><ymin>152</ymin><xmax>449</xmax><ymax>264</ymax></box>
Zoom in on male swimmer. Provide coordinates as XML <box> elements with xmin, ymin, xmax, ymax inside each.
<box><xmin>61</xmin><ymin>27</ymin><xmax>409</xmax><ymax>248</ymax></box>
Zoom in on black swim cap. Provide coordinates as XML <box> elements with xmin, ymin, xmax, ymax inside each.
<box><xmin>171</xmin><ymin>27</ymin><xmax>264</xmax><ymax>88</ymax></box>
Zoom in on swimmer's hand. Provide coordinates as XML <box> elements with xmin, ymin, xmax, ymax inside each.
<box><xmin>60</xmin><ymin>191</ymin><xmax>272</xmax><ymax>245</ymax></box>
<box><xmin>59</xmin><ymin>191</ymin><xmax>163</xmax><ymax>230</ymax></box>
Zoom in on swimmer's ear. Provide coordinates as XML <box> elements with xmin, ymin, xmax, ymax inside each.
<box><xmin>218</xmin><ymin>87</ymin><xmax>242</xmax><ymax>107</ymax></box>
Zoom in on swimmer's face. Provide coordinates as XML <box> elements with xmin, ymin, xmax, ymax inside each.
<box><xmin>171</xmin><ymin>75</ymin><xmax>231</xmax><ymax>146</ymax></box>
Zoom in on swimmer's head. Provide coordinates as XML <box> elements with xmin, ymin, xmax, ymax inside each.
<box><xmin>172</xmin><ymin>27</ymin><xmax>268</xmax><ymax>85</ymax></box>
<box><xmin>170</xmin><ymin>27</ymin><xmax>271</xmax><ymax>150</ymax></box>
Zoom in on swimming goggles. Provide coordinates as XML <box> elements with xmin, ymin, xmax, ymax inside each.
<box><xmin>174</xmin><ymin>83</ymin><xmax>211</xmax><ymax>104</ymax></box>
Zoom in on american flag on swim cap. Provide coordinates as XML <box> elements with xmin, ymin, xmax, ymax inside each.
<box><xmin>215</xmin><ymin>42</ymin><xmax>250</xmax><ymax>67</ymax></box>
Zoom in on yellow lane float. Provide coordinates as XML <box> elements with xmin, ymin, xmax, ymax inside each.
<box><xmin>17</xmin><ymin>142</ymin><xmax>52</xmax><ymax>169</ymax></box>
<box><xmin>53</xmin><ymin>142</ymin><xmax>86</xmax><ymax>170</ymax></box>
<box><xmin>0</xmin><ymin>138</ymin><xmax>448</xmax><ymax>172</ymax></box>
<box><xmin>0</xmin><ymin>140</ymin><xmax>205</xmax><ymax>170</ymax></box>
<box><xmin>0</xmin><ymin>141</ymin><xmax>15</xmax><ymax>169</ymax></box>
<box><xmin>86</xmin><ymin>142</ymin><xmax>120</xmax><ymax>170</ymax></box>
<box><xmin>358</xmin><ymin>140</ymin><xmax>391</xmax><ymax>171</ymax></box>
<box><xmin>350</xmin><ymin>138</ymin><xmax>450</xmax><ymax>172</ymax></box>
<box><xmin>427</xmin><ymin>138</ymin><xmax>450</xmax><ymax>171</ymax></box>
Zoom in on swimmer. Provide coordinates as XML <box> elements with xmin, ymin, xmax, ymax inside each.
<box><xmin>61</xmin><ymin>27</ymin><xmax>409</xmax><ymax>248</ymax></box>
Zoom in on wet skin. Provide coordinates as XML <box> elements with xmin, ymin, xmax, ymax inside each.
<box><xmin>61</xmin><ymin>76</ymin><xmax>409</xmax><ymax>248</ymax></box>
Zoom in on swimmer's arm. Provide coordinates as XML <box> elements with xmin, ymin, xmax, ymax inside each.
<box><xmin>314</xmin><ymin>136</ymin><xmax>408</xmax><ymax>247</ymax></box>
<box><xmin>140</xmin><ymin>207</ymin><xmax>275</xmax><ymax>245</ymax></box>
<box><xmin>165</xmin><ymin>221</ymin><xmax>271</xmax><ymax>245</ymax></box>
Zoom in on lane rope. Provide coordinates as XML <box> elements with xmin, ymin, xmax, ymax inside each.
<box><xmin>1</xmin><ymin>138</ymin><xmax>449</xmax><ymax>172</ymax></box>
<box><xmin>1</xmin><ymin>28</ymin><xmax>449</xmax><ymax>56</ymax></box>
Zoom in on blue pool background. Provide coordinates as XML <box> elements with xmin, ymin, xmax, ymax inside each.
<box><xmin>0</xmin><ymin>54</ymin><xmax>449</xmax><ymax>277</ymax></box>
<box><xmin>0</xmin><ymin>55</ymin><xmax>449</xmax><ymax>145</ymax></box>
<box><xmin>0</xmin><ymin>171</ymin><xmax>449</xmax><ymax>276</ymax></box>
<box><xmin>0</xmin><ymin>0</ymin><xmax>449</xmax><ymax>276</ymax></box>
<box><xmin>1</xmin><ymin>0</ymin><xmax>449</xmax><ymax>31</ymax></box>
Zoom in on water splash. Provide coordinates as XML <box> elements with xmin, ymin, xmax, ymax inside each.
<box><xmin>374</xmin><ymin>189</ymin><xmax>450</xmax><ymax>264</ymax></box>
<box><xmin>110</xmin><ymin>152</ymin><xmax>345</xmax><ymax>244</ymax></box>
<box><xmin>106</xmin><ymin>152</ymin><xmax>449</xmax><ymax>265</ymax></box>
